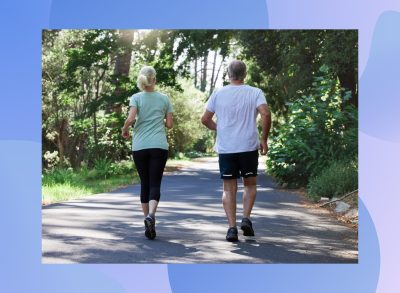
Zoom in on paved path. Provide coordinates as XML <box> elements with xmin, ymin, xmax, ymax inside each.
<box><xmin>42</xmin><ymin>157</ymin><xmax>357</xmax><ymax>263</ymax></box>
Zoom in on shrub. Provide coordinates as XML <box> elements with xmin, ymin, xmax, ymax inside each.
<box><xmin>109</xmin><ymin>160</ymin><xmax>136</xmax><ymax>176</ymax></box>
<box><xmin>267</xmin><ymin>66</ymin><xmax>358</xmax><ymax>186</ymax></box>
<box><xmin>42</xmin><ymin>168</ymin><xmax>75</xmax><ymax>185</ymax></box>
<box><xmin>307</xmin><ymin>159</ymin><xmax>358</xmax><ymax>202</ymax></box>
<box><xmin>160</xmin><ymin>79</ymin><xmax>213</xmax><ymax>156</ymax></box>
<box><xmin>92</xmin><ymin>158</ymin><xmax>112</xmax><ymax>179</ymax></box>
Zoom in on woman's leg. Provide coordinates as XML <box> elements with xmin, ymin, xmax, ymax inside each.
<box><xmin>147</xmin><ymin>149</ymin><xmax>169</xmax><ymax>217</ymax></box>
<box><xmin>132</xmin><ymin>149</ymin><xmax>150</xmax><ymax>216</ymax></box>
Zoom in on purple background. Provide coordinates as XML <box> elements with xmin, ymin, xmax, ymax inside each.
<box><xmin>1</xmin><ymin>0</ymin><xmax>399</xmax><ymax>292</ymax></box>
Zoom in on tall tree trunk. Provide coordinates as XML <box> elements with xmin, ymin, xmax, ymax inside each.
<box><xmin>194</xmin><ymin>58</ymin><xmax>198</xmax><ymax>88</ymax></box>
<box><xmin>57</xmin><ymin>118</ymin><xmax>68</xmax><ymax>167</ymax></box>
<box><xmin>93</xmin><ymin>69</ymin><xmax>105</xmax><ymax>149</ymax></box>
<box><xmin>200</xmin><ymin>52</ymin><xmax>208</xmax><ymax>92</ymax></box>
<box><xmin>338</xmin><ymin>70</ymin><xmax>358</xmax><ymax>108</ymax></box>
<box><xmin>209</xmin><ymin>50</ymin><xmax>218</xmax><ymax>95</ymax></box>
<box><xmin>93</xmin><ymin>112</ymin><xmax>98</xmax><ymax>147</ymax></box>
<box><xmin>108</xmin><ymin>30</ymin><xmax>134</xmax><ymax>114</ymax></box>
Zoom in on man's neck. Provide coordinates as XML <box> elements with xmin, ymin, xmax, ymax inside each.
<box><xmin>230</xmin><ymin>80</ymin><xmax>244</xmax><ymax>85</ymax></box>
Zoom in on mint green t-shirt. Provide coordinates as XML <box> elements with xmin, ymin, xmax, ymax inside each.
<box><xmin>129</xmin><ymin>91</ymin><xmax>173</xmax><ymax>151</ymax></box>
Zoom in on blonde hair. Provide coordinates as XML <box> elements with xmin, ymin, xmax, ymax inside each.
<box><xmin>137</xmin><ymin>66</ymin><xmax>156</xmax><ymax>91</ymax></box>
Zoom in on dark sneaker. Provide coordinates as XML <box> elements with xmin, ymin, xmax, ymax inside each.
<box><xmin>226</xmin><ymin>227</ymin><xmax>239</xmax><ymax>242</ymax></box>
<box><xmin>144</xmin><ymin>216</ymin><xmax>156</xmax><ymax>240</ymax></box>
<box><xmin>241</xmin><ymin>218</ymin><xmax>255</xmax><ymax>236</ymax></box>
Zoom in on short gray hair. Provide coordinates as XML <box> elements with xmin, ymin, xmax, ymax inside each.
<box><xmin>227</xmin><ymin>60</ymin><xmax>247</xmax><ymax>81</ymax></box>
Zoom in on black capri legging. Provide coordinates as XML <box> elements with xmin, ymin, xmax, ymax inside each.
<box><xmin>132</xmin><ymin>148</ymin><xmax>168</xmax><ymax>203</ymax></box>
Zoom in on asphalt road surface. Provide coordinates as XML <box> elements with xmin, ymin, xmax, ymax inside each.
<box><xmin>42</xmin><ymin>157</ymin><xmax>358</xmax><ymax>264</ymax></box>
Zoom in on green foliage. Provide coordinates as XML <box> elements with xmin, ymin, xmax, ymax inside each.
<box><xmin>42</xmin><ymin>168</ymin><xmax>75</xmax><ymax>185</ymax></box>
<box><xmin>238</xmin><ymin>30</ymin><xmax>358</xmax><ymax>116</ymax></box>
<box><xmin>42</xmin><ymin>29</ymin><xmax>358</xmax><ymax>206</ymax></box>
<box><xmin>42</xmin><ymin>161</ymin><xmax>138</xmax><ymax>203</ymax></box>
<box><xmin>307</xmin><ymin>160</ymin><xmax>358</xmax><ymax>201</ymax></box>
<box><xmin>42</xmin><ymin>30</ymin><xmax>137</xmax><ymax>170</ymax></box>
<box><xmin>161</xmin><ymin>79</ymin><xmax>213</xmax><ymax>156</ymax></box>
<box><xmin>84</xmin><ymin>159</ymin><xmax>137</xmax><ymax>180</ymax></box>
<box><xmin>93</xmin><ymin>158</ymin><xmax>112</xmax><ymax>179</ymax></box>
<box><xmin>267</xmin><ymin>67</ymin><xmax>358</xmax><ymax>186</ymax></box>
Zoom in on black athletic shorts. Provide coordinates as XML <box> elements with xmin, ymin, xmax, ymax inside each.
<box><xmin>218</xmin><ymin>150</ymin><xmax>259</xmax><ymax>179</ymax></box>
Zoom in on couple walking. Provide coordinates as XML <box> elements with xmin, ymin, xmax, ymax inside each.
<box><xmin>122</xmin><ymin>60</ymin><xmax>272</xmax><ymax>242</ymax></box>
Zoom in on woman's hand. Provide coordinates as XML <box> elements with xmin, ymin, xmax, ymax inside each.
<box><xmin>121</xmin><ymin>127</ymin><xmax>130</xmax><ymax>139</ymax></box>
<box><xmin>121</xmin><ymin>107</ymin><xmax>137</xmax><ymax>139</ymax></box>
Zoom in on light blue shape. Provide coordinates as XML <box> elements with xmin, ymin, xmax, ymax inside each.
<box><xmin>0</xmin><ymin>141</ymin><xmax>124</xmax><ymax>293</ymax></box>
<box><xmin>360</xmin><ymin>11</ymin><xmax>400</xmax><ymax>142</ymax></box>
<box><xmin>49</xmin><ymin>0</ymin><xmax>268</xmax><ymax>28</ymax></box>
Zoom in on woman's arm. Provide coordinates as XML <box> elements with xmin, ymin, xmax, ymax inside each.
<box><xmin>121</xmin><ymin>107</ymin><xmax>137</xmax><ymax>138</ymax></box>
<box><xmin>165</xmin><ymin>112</ymin><xmax>173</xmax><ymax>129</ymax></box>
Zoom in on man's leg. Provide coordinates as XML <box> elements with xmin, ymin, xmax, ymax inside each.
<box><xmin>238</xmin><ymin>150</ymin><xmax>259</xmax><ymax>236</ymax></box>
<box><xmin>242</xmin><ymin>177</ymin><xmax>257</xmax><ymax>218</ymax></box>
<box><xmin>222</xmin><ymin>179</ymin><xmax>238</xmax><ymax>228</ymax></box>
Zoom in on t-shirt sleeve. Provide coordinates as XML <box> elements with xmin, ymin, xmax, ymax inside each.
<box><xmin>205</xmin><ymin>90</ymin><xmax>217</xmax><ymax>113</ymax></box>
<box><xmin>129</xmin><ymin>94</ymin><xmax>138</xmax><ymax>108</ymax></box>
<box><xmin>166</xmin><ymin>95</ymin><xmax>174</xmax><ymax>113</ymax></box>
<box><xmin>256</xmin><ymin>89</ymin><xmax>267</xmax><ymax>108</ymax></box>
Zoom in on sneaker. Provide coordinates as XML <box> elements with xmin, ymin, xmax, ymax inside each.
<box><xmin>226</xmin><ymin>227</ymin><xmax>239</xmax><ymax>242</ymax></box>
<box><xmin>241</xmin><ymin>218</ymin><xmax>255</xmax><ymax>236</ymax></box>
<box><xmin>144</xmin><ymin>216</ymin><xmax>156</xmax><ymax>240</ymax></box>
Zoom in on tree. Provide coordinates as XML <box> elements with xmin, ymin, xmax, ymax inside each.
<box><xmin>237</xmin><ymin>30</ymin><xmax>358</xmax><ymax>116</ymax></box>
<box><xmin>108</xmin><ymin>30</ymin><xmax>134</xmax><ymax>113</ymax></box>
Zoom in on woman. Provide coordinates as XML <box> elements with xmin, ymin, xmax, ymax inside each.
<box><xmin>122</xmin><ymin>66</ymin><xmax>173</xmax><ymax>240</ymax></box>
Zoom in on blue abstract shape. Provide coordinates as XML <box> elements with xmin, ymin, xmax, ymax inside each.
<box><xmin>50</xmin><ymin>0</ymin><xmax>268</xmax><ymax>28</ymax></box>
<box><xmin>360</xmin><ymin>11</ymin><xmax>400</xmax><ymax>142</ymax></box>
<box><xmin>168</xmin><ymin>199</ymin><xmax>379</xmax><ymax>293</ymax></box>
<box><xmin>0</xmin><ymin>141</ymin><xmax>124</xmax><ymax>293</ymax></box>
<box><xmin>0</xmin><ymin>0</ymin><xmax>51</xmax><ymax>142</ymax></box>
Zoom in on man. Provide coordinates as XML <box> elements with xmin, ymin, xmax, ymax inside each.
<box><xmin>201</xmin><ymin>60</ymin><xmax>272</xmax><ymax>242</ymax></box>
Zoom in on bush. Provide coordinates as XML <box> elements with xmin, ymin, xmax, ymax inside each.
<box><xmin>307</xmin><ymin>159</ymin><xmax>358</xmax><ymax>202</ymax></box>
<box><xmin>109</xmin><ymin>160</ymin><xmax>136</xmax><ymax>176</ymax></box>
<box><xmin>42</xmin><ymin>168</ymin><xmax>75</xmax><ymax>185</ymax></box>
<box><xmin>267</xmin><ymin>66</ymin><xmax>358</xmax><ymax>186</ymax></box>
<box><xmin>160</xmin><ymin>79</ymin><xmax>214</xmax><ymax>156</ymax></box>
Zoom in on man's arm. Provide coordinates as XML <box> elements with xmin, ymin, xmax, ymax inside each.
<box><xmin>201</xmin><ymin>110</ymin><xmax>216</xmax><ymax>131</ymax></box>
<box><xmin>121</xmin><ymin>107</ymin><xmax>137</xmax><ymax>138</ymax></box>
<box><xmin>257</xmin><ymin>104</ymin><xmax>272</xmax><ymax>155</ymax></box>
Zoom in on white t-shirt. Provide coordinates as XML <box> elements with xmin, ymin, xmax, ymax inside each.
<box><xmin>205</xmin><ymin>84</ymin><xmax>267</xmax><ymax>154</ymax></box>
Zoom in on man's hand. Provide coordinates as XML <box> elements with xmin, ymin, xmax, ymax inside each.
<box><xmin>260</xmin><ymin>140</ymin><xmax>268</xmax><ymax>155</ymax></box>
<box><xmin>257</xmin><ymin>104</ymin><xmax>271</xmax><ymax>156</ymax></box>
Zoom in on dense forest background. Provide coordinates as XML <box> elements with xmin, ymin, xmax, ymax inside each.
<box><xmin>42</xmin><ymin>29</ymin><xmax>358</xmax><ymax>202</ymax></box>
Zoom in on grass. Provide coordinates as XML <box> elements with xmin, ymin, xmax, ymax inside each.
<box><xmin>42</xmin><ymin>160</ymin><xmax>139</xmax><ymax>205</ymax></box>
<box><xmin>42</xmin><ymin>153</ymin><xmax>214</xmax><ymax>205</ymax></box>
<box><xmin>42</xmin><ymin>174</ymin><xmax>138</xmax><ymax>205</ymax></box>
<box><xmin>42</xmin><ymin>174</ymin><xmax>138</xmax><ymax>204</ymax></box>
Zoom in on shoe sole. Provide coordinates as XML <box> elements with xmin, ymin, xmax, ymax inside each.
<box><xmin>226</xmin><ymin>236</ymin><xmax>239</xmax><ymax>242</ymax></box>
<box><xmin>241</xmin><ymin>224</ymin><xmax>255</xmax><ymax>236</ymax></box>
<box><xmin>144</xmin><ymin>218</ymin><xmax>156</xmax><ymax>240</ymax></box>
